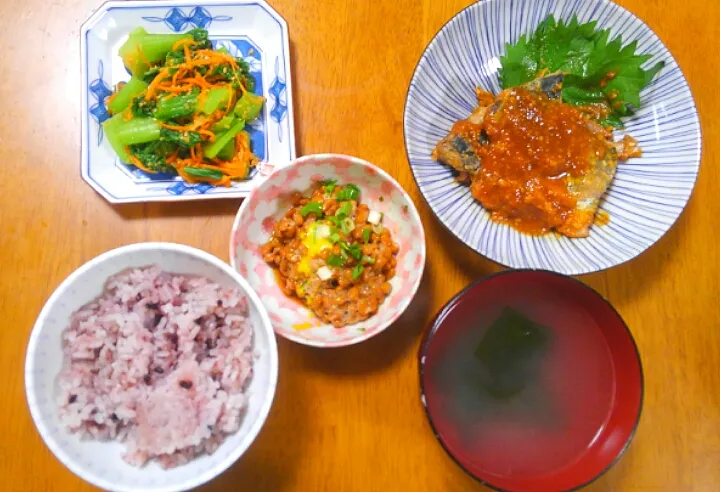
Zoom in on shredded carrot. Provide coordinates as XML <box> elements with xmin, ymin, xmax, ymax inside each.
<box><xmin>197</xmin><ymin>129</ymin><xmax>216</xmax><ymax>141</ymax></box>
<box><xmin>172</xmin><ymin>67</ymin><xmax>188</xmax><ymax>85</ymax></box>
<box><xmin>159</xmin><ymin>117</ymin><xmax>208</xmax><ymax>132</ymax></box>
<box><xmin>127</xmin><ymin>152</ymin><xmax>157</xmax><ymax>174</ymax></box>
<box><xmin>172</xmin><ymin>38</ymin><xmax>196</xmax><ymax>51</ymax></box>
<box><xmin>145</xmin><ymin>68</ymin><xmax>170</xmax><ymax>100</ymax></box>
<box><xmin>126</xmin><ymin>40</ymin><xmax>260</xmax><ymax>185</ymax></box>
<box><xmin>156</xmin><ymin>84</ymin><xmax>196</xmax><ymax>94</ymax></box>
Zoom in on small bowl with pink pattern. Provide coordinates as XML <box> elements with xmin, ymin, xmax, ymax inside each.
<box><xmin>230</xmin><ymin>154</ymin><xmax>426</xmax><ymax>347</ymax></box>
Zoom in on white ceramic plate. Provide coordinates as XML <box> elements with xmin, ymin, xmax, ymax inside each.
<box><xmin>25</xmin><ymin>243</ymin><xmax>278</xmax><ymax>492</ymax></box>
<box><xmin>81</xmin><ymin>0</ymin><xmax>296</xmax><ymax>203</ymax></box>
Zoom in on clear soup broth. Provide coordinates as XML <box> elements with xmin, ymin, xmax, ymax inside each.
<box><xmin>422</xmin><ymin>277</ymin><xmax>616</xmax><ymax>479</ymax></box>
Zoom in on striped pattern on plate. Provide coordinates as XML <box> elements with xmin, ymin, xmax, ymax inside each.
<box><xmin>404</xmin><ymin>0</ymin><xmax>701</xmax><ymax>275</ymax></box>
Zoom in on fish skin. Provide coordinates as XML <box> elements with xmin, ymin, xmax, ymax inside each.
<box><xmin>432</xmin><ymin>72</ymin><xmax>621</xmax><ymax>238</ymax></box>
<box><xmin>432</xmin><ymin>73</ymin><xmax>565</xmax><ymax>176</ymax></box>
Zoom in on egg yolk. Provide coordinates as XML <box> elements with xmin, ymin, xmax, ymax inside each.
<box><xmin>297</xmin><ymin>222</ymin><xmax>333</xmax><ymax>275</ymax></box>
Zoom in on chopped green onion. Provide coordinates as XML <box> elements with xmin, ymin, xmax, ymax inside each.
<box><xmin>340</xmin><ymin>241</ymin><xmax>363</xmax><ymax>261</ymax></box>
<box><xmin>362</xmin><ymin>228</ymin><xmax>371</xmax><ymax>244</ymax></box>
<box><xmin>329</xmin><ymin>232</ymin><xmax>342</xmax><ymax>244</ymax></box>
<box><xmin>362</xmin><ymin>255</ymin><xmax>376</xmax><ymax>265</ymax></box>
<box><xmin>346</xmin><ymin>184</ymin><xmax>360</xmax><ymax>200</ymax></box>
<box><xmin>326</xmin><ymin>215</ymin><xmax>341</xmax><ymax>228</ymax></box>
<box><xmin>327</xmin><ymin>254</ymin><xmax>345</xmax><ymax>267</ymax></box>
<box><xmin>320</xmin><ymin>179</ymin><xmax>337</xmax><ymax>193</ymax></box>
<box><xmin>335</xmin><ymin>202</ymin><xmax>352</xmax><ymax>219</ymax></box>
<box><xmin>300</xmin><ymin>202</ymin><xmax>323</xmax><ymax>217</ymax></box>
<box><xmin>337</xmin><ymin>183</ymin><xmax>360</xmax><ymax>201</ymax></box>
<box><xmin>340</xmin><ymin>218</ymin><xmax>355</xmax><ymax>235</ymax></box>
<box><xmin>351</xmin><ymin>264</ymin><xmax>364</xmax><ymax>280</ymax></box>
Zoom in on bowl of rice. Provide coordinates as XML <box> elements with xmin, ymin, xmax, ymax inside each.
<box><xmin>25</xmin><ymin>242</ymin><xmax>278</xmax><ymax>492</ymax></box>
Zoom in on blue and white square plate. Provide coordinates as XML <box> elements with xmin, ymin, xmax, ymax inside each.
<box><xmin>81</xmin><ymin>0</ymin><xmax>295</xmax><ymax>203</ymax></box>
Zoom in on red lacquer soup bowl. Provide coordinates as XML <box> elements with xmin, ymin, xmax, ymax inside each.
<box><xmin>419</xmin><ymin>270</ymin><xmax>643</xmax><ymax>492</ymax></box>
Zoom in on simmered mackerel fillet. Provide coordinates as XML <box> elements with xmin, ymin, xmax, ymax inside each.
<box><xmin>432</xmin><ymin>74</ymin><xmax>640</xmax><ymax>238</ymax></box>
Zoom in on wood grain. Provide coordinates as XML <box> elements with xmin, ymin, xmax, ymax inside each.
<box><xmin>0</xmin><ymin>0</ymin><xmax>718</xmax><ymax>490</ymax></box>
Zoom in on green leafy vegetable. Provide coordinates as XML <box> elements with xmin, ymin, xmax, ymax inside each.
<box><xmin>499</xmin><ymin>15</ymin><xmax>664</xmax><ymax>125</ymax></box>
<box><xmin>103</xmin><ymin>114</ymin><xmax>132</xmax><ymax>161</ymax></box>
<box><xmin>131</xmin><ymin>95</ymin><xmax>157</xmax><ymax>118</ymax></box>
<box><xmin>351</xmin><ymin>264</ymin><xmax>364</xmax><ymax>280</ymax></box>
<box><xmin>201</xmin><ymin>86</ymin><xmax>233</xmax><ymax>114</ymax></box>
<box><xmin>104</xmin><ymin>115</ymin><xmax>161</xmax><ymax>146</ymax></box>
<box><xmin>216</xmin><ymin>139</ymin><xmax>235</xmax><ymax>161</ymax></box>
<box><xmin>119</xmin><ymin>31</ymin><xmax>193</xmax><ymax>77</ymax></box>
<box><xmin>127</xmin><ymin>141</ymin><xmax>176</xmax><ymax>173</ymax></box>
<box><xmin>165</xmin><ymin>49</ymin><xmax>186</xmax><ymax>67</ymax></box>
<box><xmin>108</xmin><ymin>77</ymin><xmax>148</xmax><ymax>115</ymax></box>
<box><xmin>188</xmin><ymin>28</ymin><xmax>212</xmax><ymax>47</ymax></box>
<box><xmin>234</xmin><ymin>92</ymin><xmax>265</xmax><ymax>121</ymax></box>
<box><xmin>327</xmin><ymin>254</ymin><xmax>345</xmax><ymax>267</ymax></box>
<box><xmin>300</xmin><ymin>202</ymin><xmax>324</xmax><ymax>217</ymax></box>
<box><xmin>203</xmin><ymin>119</ymin><xmax>245</xmax><ymax>158</ymax></box>
<box><xmin>153</xmin><ymin>91</ymin><xmax>200</xmax><ymax>121</ymax></box>
<box><xmin>105</xmin><ymin>27</ymin><xmax>260</xmax><ymax>187</ymax></box>
<box><xmin>159</xmin><ymin>128</ymin><xmax>203</xmax><ymax>149</ymax></box>
<box><xmin>211</xmin><ymin>114</ymin><xmax>237</xmax><ymax>133</ymax></box>
<box><xmin>183</xmin><ymin>167</ymin><xmax>224</xmax><ymax>180</ymax></box>
<box><xmin>475</xmin><ymin>308</ymin><xmax>549</xmax><ymax>398</ymax></box>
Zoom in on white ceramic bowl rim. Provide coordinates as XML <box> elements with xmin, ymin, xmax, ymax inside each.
<box><xmin>229</xmin><ymin>153</ymin><xmax>428</xmax><ymax>347</ymax></box>
<box><xmin>25</xmin><ymin>242</ymin><xmax>279</xmax><ymax>492</ymax></box>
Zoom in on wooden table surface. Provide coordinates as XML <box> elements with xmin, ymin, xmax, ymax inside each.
<box><xmin>1</xmin><ymin>0</ymin><xmax>718</xmax><ymax>490</ymax></box>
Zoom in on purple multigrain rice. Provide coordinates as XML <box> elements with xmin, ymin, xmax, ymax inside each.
<box><xmin>56</xmin><ymin>265</ymin><xmax>255</xmax><ymax>469</ymax></box>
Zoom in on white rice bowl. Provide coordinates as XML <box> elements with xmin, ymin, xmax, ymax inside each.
<box><xmin>25</xmin><ymin>243</ymin><xmax>278</xmax><ymax>492</ymax></box>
